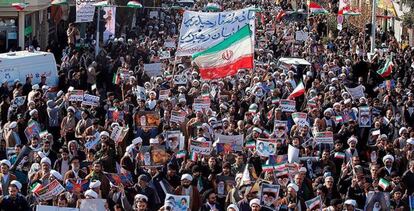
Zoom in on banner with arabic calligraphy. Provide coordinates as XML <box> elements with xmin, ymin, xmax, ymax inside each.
<box><xmin>177</xmin><ymin>7</ymin><xmax>255</xmax><ymax>56</ymax></box>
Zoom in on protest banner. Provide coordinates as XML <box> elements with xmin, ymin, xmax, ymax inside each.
<box><xmin>76</xmin><ymin>0</ymin><xmax>96</xmax><ymax>23</ymax></box>
<box><xmin>193</xmin><ymin>98</ymin><xmax>211</xmax><ymax>112</ymax></box>
<box><xmin>215</xmin><ymin>134</ymin><xmax>244</xmax><ymax>152</ymax></box>
<box><xmin>189</xmin><ymin>139</ymin><xmax>212</xmax><ymax>155</ymax></box>
<box><xmin>170</xmin><ymin>111</ymin><xmax>186</xmax><ymax>124</ymax></box>
<box><xmin>177</xmin><ymin>8</ymin><xmax>255</xmax><ymax>56</ymax></box>
<box><xmin>84</xmin><ymin>132</ymin><xmax>100</xmax><ymax>150</ymax></box>
<box><xmin>13</xmin><ymin>96</ymin><xmax>26</xmax><ymax>107</ymax></box>
<box><xmin>260</xmin><ymin>184</ymin><xmax>280</xmax><ymax>209</ymax></box>
<box><xmin>35</xmin><ymin>179</ymin><xmax>65</xmax><ymax>201</ymax></box>
<box><xmin>68</xmin><ymin>90</ymin><xmax>84</xmax><ymax>101</ymax></box>
<box><xmin>24</xmin><ymin>122</ymin><xmax>41</xmax><ymax>141</ymax></box>
<box><xmin>82</xmin><ymin>94</ymin><xmax>100</xmax><ymax>106</ymax></box>
<box><xmin>216</xmin><ymin>176</ymin><xmax>237</xmax><ymax>198</ymax></box>
<box><xmin>159</xmin><ymin>89</ymin><xmax>170</xmax><ymax>101</ymax></box>
<box><xmin>144</xmin><ymin>63</ymin><xmax>162</xmax><ymax>77</ymax></box>
<box><xmin>173</xmin><ymin>74</ymin><xmax>188</xmax><ymax>85</ymax></box>
<box><xmin>359</xmin><ymin>106</ymin><xmax>371</xmax><ymax>127</ymax></box>
<box><xmin>103</xmin><ymin>7</ymin><xmax>116</xmax><ymax>43</ymax></box>
<box><xmin>274</xmin><ymin>120</ymin><xmax>288</xmax><ymax>138</ymax></box>
<box><xmin>292</xmin><ymin>112</ymin><xmax>308</xmax><ymax>127</ymax></box>
<box><xmin>279</xmin><ymin>99</ymin><xmax>296</xmax><ymax>112</ymax></box>
<box><xmin>165</xmin><ymin>131</ymin><xmax>184</xmax><ymax>151</ymax></box>
<box><xmin>305</xmin><ymin>195</ymin><xmax>322</xmax><ymax>210</ymax></box>
<box><xmin>160</xmin><ymin>51</ymin><xmax>171</xmax><ymax>60</ymax></box>
<box><xmin>134</xmin><ymin>111</ymin><xmax>161</xmax><ymax>129</ymax></box>
<box><xmin>165</xmin><ymin>194</ymin><xmax>190</xmax><ymax>211</ymax></box>
<box><xmin>65</xmin><ymin>179</ymin><xmax>89</xmax><ymax>193</ymax></box>
<box><xmin>256</xmin><ymin>138</ymin><xmax>277</xmax><ymax>157</ymax></box>
<box><xmin>79</xmin><ymin>199</ymin><xmax>106</xmax><ymax>211</ymax></box>
<box><xmin>345</xmin><ymin>85</ymin><xmax>365</xmax><ymax>100</ymax></box>
<box><xmin>288</xmin><ymin>144</ymin><xmax>300</xmax><ymax>163</ymax></box>
<box><xmin>314</xmin><ymin>131</ymin><xmax>334</xmax><ymax>144</ymax></box>
<box><xmin>110</xmin><ymin>126</ymin><xmax>129</xmax><ymax>143</ymax></box>
<box><xmin>36</xmin><ymin>205</ymin><xmax>79</xmax><ymax>211</ymax></box>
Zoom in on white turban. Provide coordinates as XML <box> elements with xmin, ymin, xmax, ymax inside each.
<box><xmin>181</xmin><ymin>174</ymin><xmax>193</xmax><ymax>181</ymax></box>
<box><xmin>287</xmin><ymin>183</ymin><xmax>299</xmax><ymax>192</ymax></box>
<box><xmin>383</xmin><ymin>154</ymin><xmax>394</xmax><ymax>163</ymax></box>
<box><xmin>85</xmin><ymin>189</ymin><xmax>98</xmax><ymax>199</ymax></box>
<box><xmin>0</xmin><ymin>159</ymin><xmax>11</xmax><ymax>168</ymax></box>
<box><xmin>40</xmin><ymin>157</ymin><xmax>51</xmax><ymax>166</ymax></box>
<box><xmin>249</xmin><ymin>198</ymin><xmax>261</xmax><ymax>207</ymax></box>
<box><xmin>50</xmin><ymin>170</ymin><xmax>63</xmax><ymax>181</ymax></box>
<box><xmin>89</xmin><ymin>180</ymin><xmax>101</xmax><ymax>189</ymax></box>
<box><xmin>10</xmin><ymin>180</ymin><xmax>22</xmax><ymax>190</ymax></box>
<box><xmin>132</xmin><ymin>137</ymin><xmax>143</xmax><ymax>145</ymax></box>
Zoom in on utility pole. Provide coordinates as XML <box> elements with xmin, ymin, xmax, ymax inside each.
<box><xmin>370</xmin><ymin>0</ymin><xmax>376</xmax><ymax>54</ymax></box>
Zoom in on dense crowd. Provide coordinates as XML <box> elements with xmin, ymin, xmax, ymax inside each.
<box><xmin>0</xmin><ymin>0</ymin><xmax>413</xmax><ymax>210</ymax></box>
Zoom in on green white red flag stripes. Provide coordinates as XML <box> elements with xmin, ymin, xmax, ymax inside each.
<box><xmin>288</xmin><ymin>81</ymin><xmax>305</xmax><ymax>99</ymax></box>
<box><xmin>192</xmin><ymin>25</ymin><xmax>253</xmax><ymax>80</ymax></box>
<box><xmin>309</xmin><ymin>2</ymin><xmax>328</xmax><ymax>14</ymax></box>
<box><xmin>377</xmin><ymin>56</ymin><xmax>393</xmax><ymax>78</ymax></box>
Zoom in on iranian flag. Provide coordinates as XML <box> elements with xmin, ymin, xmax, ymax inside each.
<box><xmin>176</xmin><ymin>150</ymin><xmax>186</xmax><ymax>159</ymax></box>
<box><xmin>377</xmin><ymin>57</ymin><xmax>393</xmax><ymax>78</ymax></box>
<box><xmin>262</xmin><ymin>164</ymin><xmax>274</xmax><ymax>172</ymax></box>
<box><xmin>30</xmin><ymin>182</ymin><xmax>43</xmax><ymax>193</ymax></box>
<box><xmin>192</xmin><ymin>25</ymin><xmax>253</xmax><ymax>80</ymax></box>
<box><xmin>309</xmin><ymin>2</ymin><xmax>328</xmax><ymax>14</ymax></box>
<box><xmin>288</xmin><ymin>81</ymin><xmax>305</xmax><ymax>99</ymax></box>
<box><xmin>334</xmin><ymin>152</ymin><xmax>345</xmax><ymax>159</ymax></box>
<box><xmin>306</xmin><ymin>196</ymin><xmax>322</xmax><ymax>210</ymax></box>
<box><xmin>12</xmin><ymin>3</ymin><xmax>29</xmax><ymax>10</ymax></box>
<box><xmin>51</xmin><ymin>0</ymin><xmax>67</xmax><ymax>5</ymax></box>
<box><xmin>127</xmin><ymin>1</ymin><xmax>143</xmax><ymax>8</ymax></box>
<box><xmin>379</xmin><ymin>178</ymin><xmax>390</xmax><ymax>190</ymax></box>
<box><xmin>189</xmin><ymin>151</ymin><xmax>198</xmax><ymax>161</ymax></box>
<box><xmin>245</xmin><ymin>141</ymin><xmax>256</xmax><ymax>149</ymax></box>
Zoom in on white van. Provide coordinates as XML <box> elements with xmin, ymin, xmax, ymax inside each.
<box><xmin>0</xmin><ymin>51</ymin><xmax>59</xmax><ymax>88</ymax></box>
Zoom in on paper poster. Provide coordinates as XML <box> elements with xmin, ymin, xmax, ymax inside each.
<box><xmin>292</xmin><ymin>112</ymin><xmax>308</xmax><ymax>127</ymax></box>
<box><xmin>193</xmin><ymin>98</ymin><xmax>211</xmax><ymax>112</ymax></box>
<box><xmin>165</xmin><ymin>131</ymin><xmax>184</xmax><ymax>151</ymax></box>
<box><xmin>164</xmin><ymin>194</ymin><xmax>190</xmax><ymax>211</ymax></box>
<box><xmin>160</xmin><ymin>51</ymin><xmax>171</xmax><ymax>60</ymax></box>
<box><xmin>82</xmin><ymin>94</ymin><xmax>100</xmax><ymax>106</ymax></box>
<box><xmin>305</xmin><ymin>195</ymin><xmax>322</xmax><ymax>210</ymax></box>
<box><xmin>132</xmin><ymin>86</ymin><xmax>146</xmax><ymax>100</ymax></box>
<box><xmin>139</xmin><ymin>146</ymin><xmax>170</xmax><ymax>166</ymax></box>
<box><xmin>13</xmin><ymin>96</ymin><xmax>26</xmax><ymax>107</ymax></box>
<box><xmin>260</xmin><ymin>184</ymin><xmax>280</xmax><ymax>209</ymax></box>
<box><xmin>288</xmin><ymin>144</ymin><xmax>299</xmax><ymax>163</ymax></box>
<box><xmin>104</xmin><ymin>172</ymin><xmax>133</xmax><ymax>187</ymax></box>
<box><xmin>215</xmin><ymin>134</ymin><xmax>244</xmax><ymax>152</ymax></box>
<box><xmin>159</xmin><ymin>89</ymin><xmax>170</xmax><ymax>101</ymax></box>
<box><xmin>364</xmin><ymin>191</ymin><xmax>390</xmax><ymax>211</ymax></box>
<box><xmin>24</xmin><ymin>122</ymin><xmax>41</xmax><ymax>141</ymax></box>
<box><xmin>274</xmin><ymin>120</ymin><xmax>288</xmax><ymax>139</ymax></box>
<box><xmin>359</xmin><ymin>106</ymin><xmax>371</xmax><ymax>127</ymax></box>
<box><xmin>170</xmin><ymin>111</ymin><xmax>187</xmax><ymax>124</ymax></box>
<box><xmin>79</xmin><ymin>199</ymin><xmax>106</xmax><ymax>211</ymax></box>
<box><xmin>314</xmin><ymin>131</ymin><xmax>334</xmax><ymax>145</ymax></box>
<box><xmin>84</xmin><ymin>132</ymin><xmax>100</xmax><ymax>149</ymax></box>
<box><xmin>76</xmin><ymin>0</ymin><xmax>96</xmax><ymax>23</ymax></box>
<box><xmin>110</xmin><ymin>126</ymin><xmax>129</xmax><ymax>143</ymax></box>
<box><xmin>216</xmin><ymin>176</ymin><xmax>236</xmax><ymax>198</ymax></box>
<box><xmin>68</xmin><ymin>90</ymin><xmax>84</xmax><ymax>101</ymax></box>
<box><xmin>36</xmin><ymin>205</ymin><xmax>79</xmax><ymax>211</ymax></box>
<box><xmin>134</xmin><ymin>111</ymin><xmax>161</xmax><ymax>129</ymax></box>
<box><xmin>103</xmin><ymin>7</ymin><xmax>116</xmax><ymax>43</ymax></box>
<box><xmin>279</xmin><ymin>99</ymin><xmax>296</xmax><ymax>112</ymax></box>
<box><xmin>35</xmin><ymin>179</ymin><xmax>65</xmax><ymax>201</ymax></box>
<box><xmin>173</xmin><ymin>74</ymin><xmax>188</xmax><ymax>85</ymax></box>
<box><xmin>149</xmin><ymin>11</ymin><xmax>159</xmax><ymax>19</ymax></box>
<box><xmin>256</xmin><ymin>139</ymin><xmax>277</xmax><ymax>157</ymax></box>
<box><xmin>164</xmin><ymin>41</ymin><xmax>176</xmax><ymax>48</ymax></box>
<box><xmin>107</xmin><ymin>108</ymin><xmax>124</xmax><ymax>121</ymax></box>
<box><xmin>177</xmin><ymin>8</ymin><xmax>255</xmax><ymax>56</ymax></box>
<box><xmin>144</xmin><ymin>63</ymin><xmax>162</xmax><ymax>77</ymax></box>
<box><xmin>345</xmin><ymin>85</ymin><xmax>365</xmax><ymax>100</ymax></box>
<box><xmin>295</xmin><ymin>31</ymin><xmax>308</xmax><ymax>41</ymax></box>
<box><xmin>189</xmin><ymin>139</ymin><xmax>212</xmax><ymax>155</ymax></box>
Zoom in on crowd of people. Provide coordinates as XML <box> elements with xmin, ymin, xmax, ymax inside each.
<box><xmin>0</xmin><ymin>0</ymin><xmax>413</xmax><ymax>210</ymax></box>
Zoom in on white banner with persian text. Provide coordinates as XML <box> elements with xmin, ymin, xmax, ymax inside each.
<box><xmin>76</xmin><ymin>0</ymin><xmax>96</xmax><ymax>23</ymax></box>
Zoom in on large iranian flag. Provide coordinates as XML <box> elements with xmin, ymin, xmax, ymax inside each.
<box><xmin>288</xmin><ymin>81</ymin><xmax>305</xmax><ymax>99</ymax></box>
<box><xmin>192</xmin><ymin>25</ymin><xmax>253</xmax><ymax>80</ymax></box>
<box><xmin>377</xmin><ymin>56</ymin><xmax>393</xmax><ymax>78</ymax></box>
<box><xmin>309</xmin><ymin>2</ymin><xmax>328</xmax><ymax>14</ymax></box>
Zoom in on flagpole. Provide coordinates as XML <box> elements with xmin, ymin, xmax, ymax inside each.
<box><xmin>95</xmin><ymin>7</ymin><xmax>101</xmax><ymax>57</ymax></box>
<box><xmin>370</xmin><ymin>0</ymin><xmax>376</xmax><ymax>54</ymax></box>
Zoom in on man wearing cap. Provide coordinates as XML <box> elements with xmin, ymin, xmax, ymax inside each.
<box><xmin>278</xmin><ymin>183</ymin><xmax>305</xmax><ymax>211</ymax></box>
<box><xmin>174</xmin><ymin>173</ymin><xmax>200</xmax><ymax>210</ymax></box>
<box><xmin>4</xmin><ymin>122</ymin><xmax>21</xmax><ymax>148</ymax></box>
<box><xmin>0</xmin><ymin>180</ymin><xmax>29</xmax><ymax>210</ymax></box>
<box><xmin>0</xmin><ymin>160</ymin><xmax>16</xmax><ymax>196</ymax></box>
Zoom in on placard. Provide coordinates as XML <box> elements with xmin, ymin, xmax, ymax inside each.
<box><xmin>24</xmin><ymin>122</ymin><xmax>41</xmax><ymax>141</ymax></box>
<box><xmin>84</xmin><ymin>132</ymin><xmax>100</xmax><ymax>149</ymax></box>
<box><xmin>173</xmin><ymin>74</ymin><xmax>188</xmax><ymax>85</ymax></box>
<box><xmin>292</xmin><ymin>112</ymin><xmax>308</xmax><ymax>127</ymax></box>
<box><xmin>36</xmin><ymin>205</ymin><xmax>79</xmax><ymax>211</ymax></box>
<box><xmin>359</xmin><ymin>106</ymin><xmax>371</xmax><ymax>127</ymax></box>
<box><xmin>159</xmin><ymin>89</ymin><xmax>170</xmax><ymax>101</ymax></box>
<box><xmin>110</xmin><ymin>126</ymin><xmax>129</xmax><ymax>143</ymax></box>
<box><xmin>274</xmin><ymin>120</ymin><xmax>287</xmax><ymax>139</ymax></box>
<box><xmin>79</xmin><ymin>199</ymin><xmax>106</xmax><ymax>211</ymax></box>
<box><xmin>144</xmin><ymin>63</ymin><xmax>162</xmax><ymax>77</ymax></box>
<box><xmin>164</xmin><ymin>41</ymin><xmax>176</xmax><ymax>48</ymax></box>
<box><xmin>82</xmin><ymin>94</ymin><xmax>100</xmax><ymax>106</ymax></box>
<box><xmin>13</xmin><ymin>96</ymin><xmax>26</xmax><ymax>107</ymax></box>
<box><xmin>279</xmin><ymin>99</ymin><xmax>296</xmax><ymax>112</ymax></box>
<box><xmin>164</xmin><ymin>194</ymin><xmax>190</xmax><ymax>211</ymax></box>
<box><xmin>134</xmin><ymin>111</ymin><xmax>161</xmax><ymax>129</ymax></box>
<box><xmin>314</xmin><ymin>131</ymin><xmax>334</xmax><ymax>144</ymax></box>
<box><xmin>256</xmin><ymin>138</ymin><xmax>277</xmax><ymax>157</ymax></box>
<box><xmin>69</xmin><ymin>90</ymin><xmax>84</xmax><ymax>101</ymax></box>
<box><xmin>193</xmin><ymin>98</ymin><xmax>211</xmax><ymax>112</ymax></box>
<box><xmin>35</xmin><ymin>179</ymin><xmax>65</xmax><ymax>201</ymax></box>
<box><xmin>160</xmin><ymin>51</ymin><xmax>171</xmax><ymax>60</ymax></box>
<box><xmin>215</xmin><ymin>134</ymin><xmax>244</xmax><ymax>152</ymax></box>
<box><xmin>76</xmin><ymin>0</ymin><xmax>96</xmax><ymax>23</ymax></box>
<box><xmin>260</xmin><ymin>184</ymin><xmax>280</xmax><ymax>209</ymax></box>
<box><xmin>189</xmin><ymin>139</ymin><xmax>211</xmax><ymax>155</ymax></box>
<box><xmin>170</xmin><ymin>111</ymin><xmax>186</xmax><ymax>124</ymax></box>
<box><xmin>345</xmin><ymin>85</ymin><xmax>365</xmax><ymax>100</ymax></box>
<box><xmin>295</xmin><ymin>31</ymin><xmax>309</xmax><ymax>41</ymax></box>
<box><xmin>165</xmin><ymin>131</ymin><xmax>184</xmax><ymax>151</ymax></box>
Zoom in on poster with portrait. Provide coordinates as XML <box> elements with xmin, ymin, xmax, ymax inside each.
<box><xmin>364</xmin><ymin>191</ymin><xmax>390</xmax><ymax>211</ymax></box>
<box><xmin>165</xmin><ymin>131</ymin><xmax>184</xmax><ymax>152</ymax></box>
<box><xmin>164</xmin><ymin>194</ymin><xmax>190</xmax><ymax>211</ymax></box>
<box><xmin>134</xmin><ymin>111</ymin><xmax>161</xmax><ymax>129</ymax></box>
<box><xmin>215</xmin><ymin>134</ymin><xmax>244</xmax><ymax>152</ymax></box>
<box><xmin>256</xmin><ymin>139</ymin><xmax>277</xmax><ymax>157</ymax></box>
<box><xmin>79</xmin><ymin>199</ymin><xmax>106</xmax><ymax>211</ymax></box>
<box><xmin>260</xmin><ymin>184</ymin><xmax>280</xmax><ymax>209</ymax></box>
<box><xmin>358</xmin><ymin>106</ymin><xmax>371</xmax><ymax>127</ymax></box>
<box><xmin>273</xmin><ymin>120</ymin><xmax>288</xmax><ymax>139</ymax></box>
<box><xmin>103</xmin><ymin>7</ymin><xmax>116</xmax><ymax>43</ymax></box>
<box><xmin>216</xmin><ymin>176</ymin><xmax>236</xmax><ymax>198</ymax></box>
<box><xmin>189</xmin><ymin>139</ymin><xmax>212</xmax><ymax>155</ymax></box>
<box><xmin>151</xmin><ymin>145</ymin><xmax>170</xmax><ymax>166</ymax></box>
